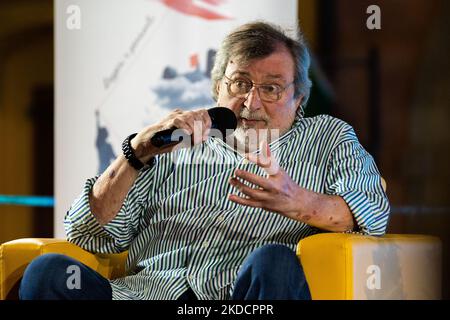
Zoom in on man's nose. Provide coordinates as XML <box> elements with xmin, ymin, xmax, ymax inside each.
<box><xmin>244</xmin><ymin>87</ymin><xmax>262</xmax><ymax>111</ymax></box>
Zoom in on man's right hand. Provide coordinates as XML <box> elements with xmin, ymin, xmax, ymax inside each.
<box><xmin>130</xmin><ymin>108</ymin><xmax>212</xmax><ymax>163</ymax></box>
<box><xmin>89</xmin><ymin>108</ymin><xmax>212</xmax><ymax>225</ymax></box>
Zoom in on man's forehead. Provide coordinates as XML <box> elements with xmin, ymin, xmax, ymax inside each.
<box><xmin>228</xmin><ymin>70</ymin><xmax>285</xmax><ymax>80</ymax></box>
<box><xmin>225</xmin><ymin>46</ymin><xmax>294</xmax><ymax>79</ymax></box>
<box><xmin>226</xmin><ymin>56</ymin><xmax>293</xmax><ymax>81</ymax></box>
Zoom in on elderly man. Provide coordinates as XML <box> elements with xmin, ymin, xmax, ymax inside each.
<box><xmin>20</xmin><ymin>21</ymin><xmax>390</xmax><ymax>300</ymax></box>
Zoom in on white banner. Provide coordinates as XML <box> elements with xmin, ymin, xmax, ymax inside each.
<box><xmin>55</xmin><ymin>0</ymin><xmax>298</xmax><ymax>237</ymax></box>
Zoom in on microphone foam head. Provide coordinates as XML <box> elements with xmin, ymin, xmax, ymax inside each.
<box><xmin>207</xmin><ymin>107</ymin><xmax>237</xmax><ymax>138</ymax></box>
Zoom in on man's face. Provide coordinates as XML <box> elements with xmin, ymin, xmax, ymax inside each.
<box><xmin>216</xmin><ymin>45</ymin><xmax>303</xmax><ymax>153</ymax></box>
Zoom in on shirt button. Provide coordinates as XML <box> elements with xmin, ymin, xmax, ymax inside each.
<box><xmin>188</xmin><ymin>275</ymin><xmax>194</xmax><ymax>281</ymax></box>
<box><xmin>242</xmin><ymin>158</ymin><xmax>249</xmax><ymax>164</ymax></box>
<box><xmin>217</xmin><ymin>215</ymin><xmax>225</xmax><ymax>222</ymax></box>
<box><xmin>202</xmin><ymin>241</ymin><xmax>209</xmax><ymax>248</ymax></box>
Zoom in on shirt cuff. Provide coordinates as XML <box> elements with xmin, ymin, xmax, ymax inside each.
<box><xmin>64</xmin><ymin>176</ymin><xmax>124</xmax><ymax>239</ymax></box>
<box><xmin>333</xmin><ymin>189</ymin><xmax>387</xmax><ymax>236</ymax></box>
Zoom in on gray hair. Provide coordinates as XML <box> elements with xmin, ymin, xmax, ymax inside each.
<box><xmin>211</xmin><ymin>21</ymin><xmax>312</xmax><ymax>108</ymax></box>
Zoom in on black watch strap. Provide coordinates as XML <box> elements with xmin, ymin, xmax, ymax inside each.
<box><xmin>122</xmin><ymin>133</ymin><xmax>155</xmax><ymax>171</ymax></box>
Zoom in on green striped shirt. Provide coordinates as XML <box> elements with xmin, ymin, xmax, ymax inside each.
<box><xmin>65</xmin><ymin>114</ymin><xmax>390</xmax><ymax>300</ymax></box>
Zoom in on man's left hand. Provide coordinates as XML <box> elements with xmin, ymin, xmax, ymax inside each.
<box><xmin>228</xmin><ymin>141</ymin><xmax>303</xmax><ymax>220</ymax></box>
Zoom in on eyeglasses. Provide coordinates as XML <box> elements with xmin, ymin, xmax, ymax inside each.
<box><xmin>223</xmin><ymin>75</ymin><xmax>294</xmax><ymax>102</ymax></box>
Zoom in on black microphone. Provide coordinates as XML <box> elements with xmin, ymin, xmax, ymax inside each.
<box><xmin>150</xmin><ymin>107</ymin><xmax>237</xmax><ymax>148</ymax></box>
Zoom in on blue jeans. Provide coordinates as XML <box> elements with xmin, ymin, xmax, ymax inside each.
<box><xmin>19</xmin><ymin>244</ymin><xmax>311</xmax><ymax>300</ymax></box>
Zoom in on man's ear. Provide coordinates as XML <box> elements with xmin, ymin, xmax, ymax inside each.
<box><xmin>215</xmin><ymin>80</ymin><xmax>221</xmax><ymax>97</ymax></box>
<box><xmin>295</xmin><ymin>94</ymin><xmax>304</xmax><ymax>111</ymax></box>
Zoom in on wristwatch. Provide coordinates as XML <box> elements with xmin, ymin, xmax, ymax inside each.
<box><xmin>122</xmin><ymin>133</ymin><xmax>155</xmax><ymax>171</ymax></box>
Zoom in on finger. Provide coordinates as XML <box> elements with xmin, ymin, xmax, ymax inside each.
<box><xmin>192</xmin><ymin>114</ymin><xmax>206</xmax><ymax>145</ymax></box>
<box><xmin>173</xmin><ymin>112</ymin><xmax>202</xmax><ymax>145</ymax></box>
<box><xmin>246</xmin><ymin>141</ymin><xmax>280</xmax><ymax>176</ymax></box>
<box><xmin>261</xmin><ymin>140</ymin><xmax>280</xmax><ymax>175</ymax></box>
<box><xmin>201</xmin><ymin>110</ymin><xmax>212</xmax><ymax>141</ymax></box>
<box><xmin>165</xmin><ymin>108</ymin><xmax>183</xmax><ymax>120</ymax></box>
<box><xmin>172</xmin><ymin>117</ymin><xmax>193</xmax><ymax>135</ymax></box>
<box><xmin>244</xmin><ymin>141</ymin><xmax>280</xmax><ymax>175</ymax></box>
<box><xmin>191</xmin><ymin>110</ymin><xmax>212</xmax><ymax>144</ymax></box>
<box><xmin>229</xmin><ymin>177</ymin><xmax>269</xmax><ymax>200</ymax></box>
<box><xmin>233</xmin><ymin>169</ymin><xmax>273</xmax><ymax>191</ymax></box>
<box><xmin>228</xmin><ymin>194</ymin><xmax>262</xmax><ymax>208</ymax></box>
<box><xmin>170</xmin><ymin>115</ymin><xmax>202</xmax><ymax>149</ymax></box>
<box><xmin>245</xmin><ymin>152</ymin><xmax>270</xmax><ymax>168</ymax></box>
<box><xmin>171</xmin><ymin>119</ymin><xmax>193</xmax><ymax>143</ymax></box>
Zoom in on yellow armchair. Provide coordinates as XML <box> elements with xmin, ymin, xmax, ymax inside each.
<box><xmin>0</xmin><ymin>238</ymin><xmax>127</xmax><ymax>300</ymax></box>
<box><xmin>0</xmin><ymin>234</ymin><xmax>441</xmax><ymax>300</ymax></box>
<box><xmin>297</xmin><ymin>233</ymin><xmax>441</xmax><ymax>299</ymax></box>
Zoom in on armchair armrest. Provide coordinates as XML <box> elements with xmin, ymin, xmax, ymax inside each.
<box><xmin>297</xmin><ymin>233</ymin><xmax>442</xmax><ymax>300</ymax></box>
<box><xmin>0</xmin><ymin>238</ymin><xmax>127</xmax><ymax>300</ymax></box>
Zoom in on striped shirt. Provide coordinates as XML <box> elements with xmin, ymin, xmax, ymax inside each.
<box><xmin>64</xmin><ymin>114</ymin><xmax>390</xmax><ymax>300</ymax></box>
